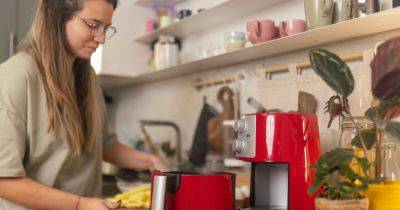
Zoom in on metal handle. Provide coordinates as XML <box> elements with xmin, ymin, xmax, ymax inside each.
<box><xmin>151</xmin><ymin>175</ymin><xmax>167</xmax><ymax>210</ymax></box>
<box><xmin>9</xmin><ymin>33</ymin><xmax>15</xmax><ymax>58</ymax></box>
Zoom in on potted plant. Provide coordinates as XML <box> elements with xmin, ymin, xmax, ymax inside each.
<box><xmin>307</xmin><ymin>37</ymin><xmax>400</xmax><ymax>210</ymax></box>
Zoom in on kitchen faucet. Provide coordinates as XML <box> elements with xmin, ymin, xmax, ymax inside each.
<box><xmin>139</xmin><ymin>120</ymin><xmax>182</xmax><ymax>162</ymax></box>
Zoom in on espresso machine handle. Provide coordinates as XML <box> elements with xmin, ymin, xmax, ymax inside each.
<box><xmin>151</xmin><ymin>175</ymin><xmax>167</xmax><ymax>210</ymax></box>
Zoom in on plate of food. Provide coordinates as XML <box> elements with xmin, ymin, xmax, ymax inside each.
<box><xmin>109</xmin><ymin>184</ymin><xmax>151</xmax><ymax>209</ymax></box>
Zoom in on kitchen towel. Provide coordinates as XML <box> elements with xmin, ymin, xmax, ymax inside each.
<box><xmin>189</xmin><ymin>100</ymin><xmax>219</xmax><ymax>166</ymax></box>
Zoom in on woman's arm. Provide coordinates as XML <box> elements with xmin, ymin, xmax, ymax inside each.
<box><xmin>103</xmin><ymin>142</ymin><xmax>169</xmax><ymax>171</ymax></box>
<box><xmin>0</xmin><ymin>177</ymin><xmax>117</xmax><ymax>210</ymax></box>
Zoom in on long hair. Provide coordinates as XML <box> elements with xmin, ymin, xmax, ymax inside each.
<box><xmin>21</xmin><ymin>0</ymin><xmax>118</xmax><ymax>155</ymax></box>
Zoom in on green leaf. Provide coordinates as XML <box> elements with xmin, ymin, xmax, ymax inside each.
<box><xmin>309</xmin><ymin>49</ymin><xmax>355</xmax><ymax>97</ymax></box>
<box><xmin>351</xmin><ymin>128</ymin><xmax>377</xmax><ymax>150</ymax></box>
<box><xmin>385</xmin><ymin>121</ymin><xmax>400</xmax><ymax>139</ymax></box>
<box><xmin>364</xmin><ymin>96</ymin><xmax>400</xmax><ymax>122</ymax></box>
<box><xmin>315</xmin><ymin>148</ymin><xmax>355</xmax><ymax>171</ymax></box>
<box><xmin>356</xmin><ymin>157</ymin><xmax>371</xmax><ymax>173</ymax></box>
<box><xmin>308</xmin><ymin>175</ymin><xmax>326</xmax><ymax>195</ymax></box>
<box><xmin>340</xmin><ymin>166</ymin><xmax>358</xmax><ymax>180</ymax></box>
<box><xmin>365</xmin><ymin>106</ymin><xmax>387</xmax><ymax>122</ymax></box>
<box><xmin>379</xmin><ymin>96</ymin><xmax>400</xmax><ymax>120</ymax></box>
<box><xmin>379</xmin><ymin>95</ymin><xmax>400</xmax><ymax>110</ymax></box>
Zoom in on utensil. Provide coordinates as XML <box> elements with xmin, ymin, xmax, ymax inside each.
<box><xmin>207</xmin><ymin>86</ymin><xmax>234</xmax><ymax>154</ymax></box>
<box><xmin>298</xmin><ymin>91</ymin><xmax>318</xmax><ymax>114</ymax></box>
<box><xmin>247</xmin><ymin>97</ymin><xmax>267</xmax><ymax>113</ymax></box>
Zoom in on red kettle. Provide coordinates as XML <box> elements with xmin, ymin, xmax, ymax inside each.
<box><xmin>150</xmin><ymin>171</ymin><xmax>236</xmax><ymax>210</ymax></box>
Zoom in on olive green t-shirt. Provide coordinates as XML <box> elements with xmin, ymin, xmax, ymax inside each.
<box><xmin>0</xmin><ymin>52</ymin><xmax>117</xmax><ymax>209</ymax></box>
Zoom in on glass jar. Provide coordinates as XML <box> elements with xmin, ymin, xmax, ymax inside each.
<box><xmin>339</xmin><ymin>117</ymin><xmax>375</xmax><ymax>147</ymax></box>
<box><xmin>339</xmin><ymin>116</ymin><xmax>375</xmax><ymax>177</ymax></box>
<box><xmin>381</xmin><ymin>142</ymin><xmax>400</xmax><ymax>184</ymax></box>
<box><xmin>223</xmin><ymin>31</ymin><xmax>246</xmax><ymax>52</ymax></box>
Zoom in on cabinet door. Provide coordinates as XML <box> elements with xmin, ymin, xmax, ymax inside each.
<box><xmin>0</xmin><ymin>0</ymin><xmax>18</xmax><ymax>63</ymax></box>
<box><xmin>0</xmin><ymin>0</ymin><xmax>36</xmax><ymax>63</ymax></box>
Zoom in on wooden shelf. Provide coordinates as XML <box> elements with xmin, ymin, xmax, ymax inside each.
<box><xmin>134</xmin><ymin>0</ymin><xmax>186</xmax><ymax>8</ymax></box>
<box><xmin>134</xmin><ymin>0</ymin><xmax>289</xmax><ymax>44</ymax></box>
<box><xmin>100</xmin><ymin>8</ymin><xmax>400</xmax><ymax>90</ymax></box>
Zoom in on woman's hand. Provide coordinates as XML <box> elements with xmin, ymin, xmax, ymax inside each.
<box><xmin>148</xmin><ymin>155</ymin><xmax>169</xmax><ymax>172</ymax></box>
<box><xmin>78</xmin><ymin>197</ymin><xmax>119</xmax><ymax>210</ymax></box>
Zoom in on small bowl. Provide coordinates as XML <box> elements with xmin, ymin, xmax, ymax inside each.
<box><xmin>223</xmin><ymin>31</ymin><xmax>246</xmax><ymax>52</ymax></box>
<box><xmin>224</xmin><ymin>31</ymin><xmax>246</xmax><ymax>40</ymax></box>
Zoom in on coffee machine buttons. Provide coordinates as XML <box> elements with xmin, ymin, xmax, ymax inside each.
<box><xmin>234</xmin><ymin>115</ymin><xmax>256</xmax><ymax>158</ymax></box>
<box><xmin>233</xmin><ymin>118</ymin><xmax>247</xmax><ymax>133</ymax></box>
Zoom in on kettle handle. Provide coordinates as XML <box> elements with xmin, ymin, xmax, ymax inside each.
<box><xmin>151</xmin><ymin>175</ymin><xmax>167</xmax><ymax>210</ymax></box>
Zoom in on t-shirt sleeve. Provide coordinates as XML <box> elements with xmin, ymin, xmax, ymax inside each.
<box><xmin>102</xmin><ymin>115</ymin><xmax>117</xmax><ymax>149</ymax></box>
<box><xmin>0</xmin><ymin>108</ymin><xmax>26</xmax><ymax>177</ymax></box>
<box><xmin>0</xmin><ymin>55</ymin><xmax>29</xmax><ymax>177</ymax></box>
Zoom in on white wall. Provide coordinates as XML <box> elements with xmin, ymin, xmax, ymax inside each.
<box><xmin>105</xmin><ymin>0</ymin><xmax>400</xmax><ymax>159</ymax></box>
<box><xmin>99</xmin><ymin>0</ymin><xmax>153</xmax><ymax>76</ymax></box>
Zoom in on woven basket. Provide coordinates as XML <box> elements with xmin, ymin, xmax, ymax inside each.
<box><xmin>315</xmin><ymin>198</ymin><xmax>369</xmax><ymax>210</ymax></box>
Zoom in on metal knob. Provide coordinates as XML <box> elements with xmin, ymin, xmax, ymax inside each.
<box><xmin>233</xmin><ymin>119</ymin><xmax>246</xmax><ymax>133</ymax></box>
<box><xmin>232</xmin><ymin>139</ymin><xmax>245</xmax><ymax>153</ymax></box>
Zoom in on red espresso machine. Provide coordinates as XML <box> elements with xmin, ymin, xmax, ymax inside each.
<box><xmin>150</xmin><ymin>171</ymin><xmax>236</xmax><ymax>210</ymax></box>
<box><xmin>232</xmin><ymin>112</ymin><xmax>321</xmax><ymax>210</ymax></box>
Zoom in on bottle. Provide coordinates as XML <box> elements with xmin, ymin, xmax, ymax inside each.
<box><xmin>339</xmin><ymin>117</ymin><xmax>375</xmax><ymax>178</ymax></box>
<box><xmin>381</xmin><ymin>142</ymin><xmax>400</xmax><ymax>184</ymax></box>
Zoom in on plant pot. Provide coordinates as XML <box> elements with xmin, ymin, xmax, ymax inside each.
<box><xmin>315</xmin><ymin>198</ymin><xmax>369</xmax><ymax>210</ymax></box>
<box><xmin>366</xmin><ymin>183</ymin><xmax>400</xmax><ymax>210</ymax></box>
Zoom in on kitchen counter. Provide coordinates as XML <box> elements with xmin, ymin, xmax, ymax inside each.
<box><xmin>102</xmin><ymin>175</ymin><xmax>120</xmax><ymax>198</ymax></box>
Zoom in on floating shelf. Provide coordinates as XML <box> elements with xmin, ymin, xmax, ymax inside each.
<box><xmin>100</xmin><ymin>8</ymin><xmax>400</xmax><ymax>90</ymax></box>
<box><xmin>134</xmin><ymin>0</ymin><xmax>289</xmax><ymax>44</ymax></box>
<box><xmin>134</xmin><ymin>0</ymin><xmax>186</xmax><ymax>8</ymax></box>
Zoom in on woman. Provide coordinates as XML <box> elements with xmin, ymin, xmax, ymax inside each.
<box><xmin>0</xmin><ymin>0</ymin><xmax>168</xmax><ymax>209</ymax></box>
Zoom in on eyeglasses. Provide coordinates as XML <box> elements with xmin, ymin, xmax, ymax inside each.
<box><xmin>78</xmin><ymin>15</ymin><xmax>117</xmax><ymax>40</ymax></box>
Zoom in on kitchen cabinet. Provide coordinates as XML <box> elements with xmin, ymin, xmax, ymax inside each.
<box><xmin>0</xmin><ymin>0</ymin><xmax>36</xmax><ymax>63</ymax></box>
<box><xmin>99</xmin><ymin>7</ymin><xmax>400</xmax><ymax>90</ymax></box>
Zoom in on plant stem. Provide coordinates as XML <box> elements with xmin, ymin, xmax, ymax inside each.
<box><xmin>375</xmin><ymin>129</ymin><xmax>383</xmax><ymax>183</ymax></box>
<box><xmin>347</xmin><ymin>110</ymin><xmax>370</xmax><ymax>178</ymax></box>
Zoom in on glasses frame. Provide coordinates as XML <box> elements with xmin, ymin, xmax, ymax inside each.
<box><xmin>77</xmin><ymin>15</ymin><xmax>117</xmax><ymax>40</ymax></box>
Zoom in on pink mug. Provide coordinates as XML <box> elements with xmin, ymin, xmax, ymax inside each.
<box><xmin>247</xmin><ymin>19</ymin><xmax>278</xmax><ymax>44</ymax></box>
<box><xmin>146</xmin><ymin>19</ymin><xmax>155</xmax><ymax>32</ymax></box>
<box><xmin>278</xmin><ymin>19</ymin><xmax>307</xmax><ymax>37</ymax></box>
